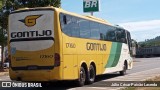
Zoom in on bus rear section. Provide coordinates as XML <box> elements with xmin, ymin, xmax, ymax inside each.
<box><xmin>8</xmin><ymin>8</ymin><xmax>60</xmax><ymax>81</ymax></box>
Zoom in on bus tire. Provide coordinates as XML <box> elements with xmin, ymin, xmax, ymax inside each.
<box><xmin>76</xmin><ymin>66</ymin><xmax>86</xmax><ymax>86</ymax></box>
<box><xmin>86</xmin><ymin>65</ymin><xmax>96</xmax><ymax>84</ymax></box>
<box><xmin>120</xmin><ymin>63</ymin><xmax>127</xmax><ymax>75</ymax></box>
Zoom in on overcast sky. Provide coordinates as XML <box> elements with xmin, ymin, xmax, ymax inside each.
<box><xmin>61</xmin><ymin>0</ymin><xmax>160</xmax><ymax>42</ymax></box>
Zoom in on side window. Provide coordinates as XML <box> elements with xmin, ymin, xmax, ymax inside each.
<box><xmin>60</xmin><ymin>13</ymin><xmax>80</xmax><ymax>37</ymax></box>
<box><xmin>79</xmin><ymin>19</ymin><xmax>90</xmax><ymax>38</ymax></box>
<box><xmin>115</xmin><ymin>30</ymin><xmax>121</xmax><ymax>42</ymax></box>
<box><xmin>90</xmin><ymin>22</ymin><xmax>100</xmax><ymax>39</ymax></box>
<box><xmin>121</xmin><ymin>30</ymin><xmax>127</xmax><ymax>43</ymax></box>
<box><xmin>115</xmin><ymin>28</ymin><xmax>127</xmax><ymax>43</ymax></box>
<box><xmin>99</xmin><ymin>24</ymin><xmax>107</xmax><ymax>40</ymax></box>
<box><xmin>107</xmin><ymin>30</ymin><xmax>116</xmax><ymax>41</ymax></box>
<box><xmin>99</xmin><ymin>24</ymin><xmax>116</xmax><ymax>41</ymax></box>
<box><xmin>60</xmin><ymin>13</ymin><xmax>127</xmax><ymax>43</ymax></box>
<box><xmin>106</xmin><ymin>26</ymin><xmax>116</xmax><ymax>41</ymax></box>
<box><xmin>60</xmin><ymin>14</ymin><xmax>65</xmax><ymax>30</ymax></box>
<box><xmin>71</xmin><ymin>17</ymin><xmax>80</xmax><ymax>37</ymax></box>
<box><xmin>60</xmin><ymin>14</ymin><xmax>72</xmax><ymax>36</ymax></box>
<box><xmin>127</xmin><ymin>32</ymin><xmax>132</xmax><ymax>52</ymax></box>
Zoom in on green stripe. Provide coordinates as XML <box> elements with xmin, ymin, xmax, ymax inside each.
<box><xmin>105</xmin><ymin>42</ymin><xmax>117</xmax><ymax>67</ymax></box>
<box><xmin>111</xmin><ymin>43</ymin><xmax>122</xmax><ymax>67</ymax></box>
<box><xmin>105</xmin><ymin>42</ymin><xmax>122</xmax><ymax>68</ymax></box>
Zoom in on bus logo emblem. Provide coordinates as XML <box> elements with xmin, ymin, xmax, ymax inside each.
<box><xmin>19</xmin><ymin>15</ymin><xmax>42</xmax><ymax>27</ymax></box>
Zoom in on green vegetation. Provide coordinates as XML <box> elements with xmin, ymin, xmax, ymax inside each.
<box><xmin>0</xmin><ymin>0</ymin><xmax>2</xmax><ymax>8</ymax></box>
<box><xmin>0</xmin><ymin>0</ymin><xmax>61</xmax><ymax>30</ymax></box>
<box><xmin>138</xmin><ymin>36</ymin><xmax>160</xmax><ymax>47</ymax></box>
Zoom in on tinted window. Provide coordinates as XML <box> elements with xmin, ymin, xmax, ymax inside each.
<box><xmin>90</xmin><ymin>22</ymin><xmax>100</xmax><ymax>39</ymax></box>
<box><xmin>60</xmin><ymin>14</ymin><xmax>72</xmax><ymax>36</ymax></box>
<box><xmin>115</xmin><ymin>28</ymin><xmax>127</xmax><ymax>43</ymax></box>
<box><xmin>71</xmin><ymin>17</ymin><xmax>80</xmax><ymax>37</ymax></box>
<box><xmin>99</xmin><ymin>24</ymin><xmax>107</xmax><ymax>40</ymax></box>
<box><xmin>106</xmin><ymin>27</ymin><xmax>116</xmax><ymax>41</ymax></box>
<box><xmin>60</xmin><ymin>14</ymin><xmax>80</xmax><ymax>37</ymax></box>
<box><xmin>99</xmin><ymin>24</ymin><xmax>116</xmax><ymax>41</ymax></box>
<box><xmin>127</xmin><ymin>32</ymin><xmax>132</xmax><ymax>52</ymax></box>
<box><xmin>60</xmin><ymin>13</ymin><xmax>129</xmax><ymax>43</ymax></box>
<box><xmin>79</xmin><ymin>19</ymin><xmax>90</xmax><ymax>38</ymax></box>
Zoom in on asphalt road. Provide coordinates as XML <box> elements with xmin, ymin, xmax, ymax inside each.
<box><xmin>0</xmin><ymin>57</ymin><xmax>160</xmax><ymax>90</ymax></box>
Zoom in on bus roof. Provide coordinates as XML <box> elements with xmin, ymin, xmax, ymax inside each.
<box><xmin>12</xmin><ymin>6</ymin><xmax>112</xmax><ymax>26</ymax></box>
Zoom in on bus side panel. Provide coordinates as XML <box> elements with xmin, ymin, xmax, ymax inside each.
<box><xmin>62</xmin><ymin>55</ymin><xmax>77</xmax><ymax>79</ymax></box>
<box><xmin>62</xmin><ymin>33</ymin><xmax>78</xmax><ymax>80</ymax></box>
<box><xmin>62</xmin><ymin>33</ymin><xmax>109</xmax><ymax>79</ymax></box>
<box><xmin>76</xmin><ymin>39</ymin><xmax>108</xmax><ymax>75</ymax></box>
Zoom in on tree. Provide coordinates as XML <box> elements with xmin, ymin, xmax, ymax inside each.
<box><xmin>0</xmin><ymin>0</ymin><xmax>10</xmax><ymax>69</ymax></box>
<box><xmin>138</xmin><ymin>35</ymin><xmax>160</xmax><ymax>47</ymax></box>
<box><xmin>0</xmin><ymin>0</ymin><xmax>61</xmax><ymax>69</ymax></box>
<box><xmin>0</xmin><ymin>0</ymin><xmax>2</xmax><ymax>8</ymax></box>
<box><xmin>0</xmin><ymin>0</ymin><xmax>61</xmax><ymax>30</ymax></box>
<box><xmin>0</xmin><ymin>28</ymin><xmax>7</xmax><ymax>69</ymax></box>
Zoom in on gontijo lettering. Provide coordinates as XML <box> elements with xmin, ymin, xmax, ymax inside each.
<box><xmin>86</xmin><ymin>42</ymin><xmax>106</xmax><ymax>51</ymax></box>
<box><xmin>11</xmin><ymin>30</ymin><xmax>52</xmax><ymax>38</ymax></box>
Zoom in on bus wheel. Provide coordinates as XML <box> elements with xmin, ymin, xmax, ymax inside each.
<box><xmin>87</xmin><ymin>65</ymin><xmax>95</xmax><ymax>84</ymax></box>
<box><xmin>120</xmin><ymin>63</ymin><xmax>127</xmax><ymax>75</ymax></box>
<box><xmin>77</xmin><ymin>66</ymin><xmax>86</xmax><ymax>86</ymax></box>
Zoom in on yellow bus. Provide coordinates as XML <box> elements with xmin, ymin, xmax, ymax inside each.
<box><xmin>8</xmin><ymin>7</ymin><xmax>133</xmax><ymax>86</ymax></box>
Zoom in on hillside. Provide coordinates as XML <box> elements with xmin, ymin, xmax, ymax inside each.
<box><xmin>138</xmin><ymin>36</ymin><xmax>160</xmax><ymax>47</ymax></box>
